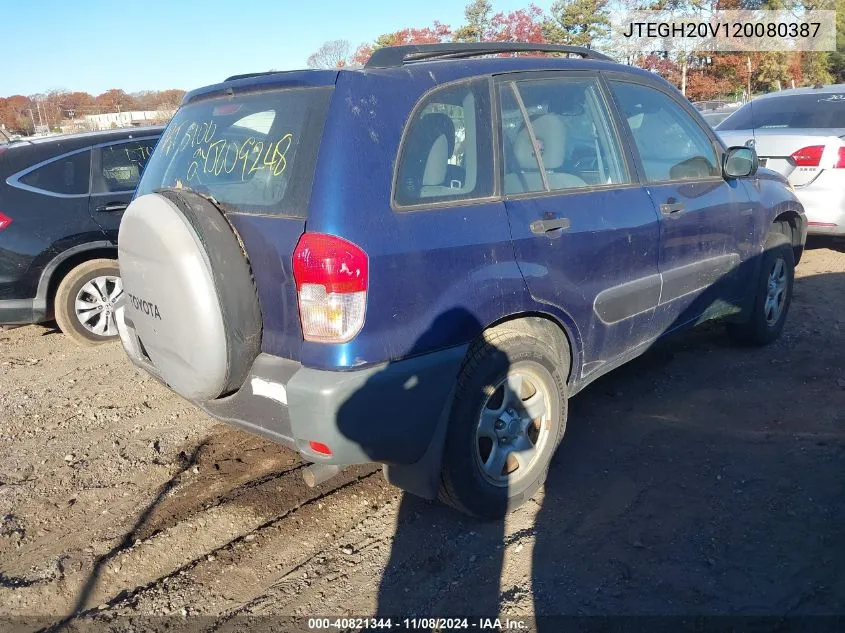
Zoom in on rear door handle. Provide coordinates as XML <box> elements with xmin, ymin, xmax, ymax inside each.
<box><xmin>530</xmin><ymin>217</ymin><xmax>571</xmax><ymax>236</ymax></box>
<box><xmin>660</xmin><ymin>202</ymin><xmax>685</xmax><ymax>216</ymax></box>
<box><xmin>96</xmin><ymin>203</ymin><xmax>128</xmax><ymax>213</ymax></box>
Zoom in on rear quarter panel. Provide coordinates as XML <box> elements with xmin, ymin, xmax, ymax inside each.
<box><xmin>0</xmin><ymin>182</ymin><xmax>106</xmax><ymax>301</ymax></box>
<box><xmin>291</xmin><ymin>69</ymin><xmax>584</xmax><ymax>373</ymax></box>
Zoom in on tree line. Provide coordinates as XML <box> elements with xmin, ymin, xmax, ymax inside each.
<box><xmin>0</xmin><ymin>89</ymin><xmax>186</xmax><ymax>135</ymax></box>
<box><xmin>307</xmin><ymin>0</ymin><xmax>845</xmax><ymax>102</ymax></box>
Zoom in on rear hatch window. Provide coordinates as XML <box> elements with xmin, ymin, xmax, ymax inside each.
<box><xmin>718</xmin><ymin>93</ymin><xmax>845</xmax><ymax>130</ymax></box>
<box><xmin>137</xmin><ymin>87</ymin><xmax>332</xmax><ymax>217</ymax></box>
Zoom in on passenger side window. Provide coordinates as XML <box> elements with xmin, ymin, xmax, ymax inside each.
<box><xmin>501</xmin><ymin>77</ymin><xmax>628</xmax><ymax>195</ymax></box>
<box><xmin>97</xmin><ymin>139</ymin><xmax>158</xmax><ymax>193</ymax></box>
<box><xmin>609</xmin><ymin>81</ymin><xmax>720</xmax><ymax>183</ymax></box>
<box><xmin>395</xmin><ymin>79</ymin><xmax>493</xmax><ymax>207</ymax></box>
<box><xmin>19</xmin><ymin>150</ymin><xmax>91</xmax><ymax>195</ymax></box>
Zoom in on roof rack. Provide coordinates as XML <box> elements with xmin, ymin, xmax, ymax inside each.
<box><xmin>365</xmin><ymin>42</ymin><xmax>614</xmax><ymax>69</ymax></box>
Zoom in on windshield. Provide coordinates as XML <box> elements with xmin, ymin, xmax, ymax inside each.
<box><xmin>136</xmin><ymin>87</ymin><xmax>332</xmax><ymax>217</ymax></box>
<box><xmin>717</xmin><ymin>93</ymin><xmax>845</xmax><ymax>131</ymax></box>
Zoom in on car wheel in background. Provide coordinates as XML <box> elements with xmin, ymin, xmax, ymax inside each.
<box><xmin>54</xmin><ymin>259</ymin><xmax>123</xmax><ymax>346</ymax></box>
<box><xmin>439</xmin><ymin>323</ymin><xmax>568</xmax><ymax>519</ymax></box>
<box><xmin>728</xmin><ymin>231</ymin><xmax>795</xmax><ymax>346</ymax></box>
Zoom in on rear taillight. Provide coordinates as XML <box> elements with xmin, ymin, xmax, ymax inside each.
<box><xmin>0</xmin><ymin>212</ymin><xmax>11</xmax><ymax>231</ymax></box>
<box><xmin>835</xmin><ymin>147</ymin><xmax>845</xmax><ymax>169</ymax></box>
<box><xmin>790</xmin><ymin>145</ymin><xmax>824</xmax><ymax>167</ymax></box>
<box><xmin>292</xmin><ymin>232</ymin><xmax>368</xmax><ymax>343</ymax></box>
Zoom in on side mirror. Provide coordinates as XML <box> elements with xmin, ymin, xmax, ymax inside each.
<box><xmin>723</xmin><ymin>146</ymin><xmax>758</xmax><ymax>178</ymax></box>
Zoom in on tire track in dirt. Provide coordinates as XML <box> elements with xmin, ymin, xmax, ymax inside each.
<box><xmin>46</xmin><ymin>468</ymin><xmax>384</xmax><ymax>631</ymax></box>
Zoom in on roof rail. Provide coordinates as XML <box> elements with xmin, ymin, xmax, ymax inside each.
<box><xmin>365</xmin><ymin>42</ymin><xmax>614</xmax><ymax>69</ymax></box>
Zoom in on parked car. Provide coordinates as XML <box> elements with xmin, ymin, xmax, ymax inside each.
<box><xmin>717</xmin><ymin>85</ymin><xmax>845</xmax><ymax>236</ymax></box>
<box><xmin>0</xmin><ymin>126</ymin><xmax>163</xmax><ymax>344</ymax></box>
<box><xmin>116</xmin><ymin>43</ymin><xmax>806</xmax><ymax>519</ymax></box>
<box><xmin>701</xmin><ymin>109</ymin><xmax>734</xmax><ymax>128</ymax></box>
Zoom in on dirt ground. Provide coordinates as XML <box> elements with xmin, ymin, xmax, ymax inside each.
<box><xmin>1</xmin><ymin>243</ymin><xmax>843</xmax><ymax>631</ymax></box>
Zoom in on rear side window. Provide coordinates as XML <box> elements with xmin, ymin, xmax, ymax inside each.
<box><xmin>395</xmin><ymin>79</ymin><xmax>494</xmax><ymax>208</ymax></box>
<box><xmin>610</xmin><ymin>81</ymin><xmax>720</xmax><ymax>183</ymax></box>
<box><xmin>136</xmin><ymin>87</ymin><xmax>332</xmax><ymax>217</ymax></box>
<box><xmin>19</xmin><ymin>150</ymin><xmax>91</xmax><ymax>195</ymax></box>
<box><xmin>717</xmin><ymin>93</ymin><xmax>845</xmax><ymax>130</ymax></box>
<box><xmin>96</xmin><ymin>139</ymin><xmax>158</xmax><ymax>193</ymax></box>
<box><xmin>501</xmin><ymin>77</ymin><xmax>629</xmax><ymax>195</ymax></box>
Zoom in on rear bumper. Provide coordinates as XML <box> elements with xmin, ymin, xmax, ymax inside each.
<box><xmin>120</xmin><ymin>316</ymin><xmax>467</xmax><ymax>466</ymax></box>
<box><xmin>795</xmin><ymin>172</ymin><xmax>845</xmax><ymax>236</ymax></box>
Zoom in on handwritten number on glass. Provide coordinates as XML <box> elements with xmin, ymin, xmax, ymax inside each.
<box><xmin>161</xmin><ymin>118</ymin><xmax>293</xmax><ymax>183</ymax></box>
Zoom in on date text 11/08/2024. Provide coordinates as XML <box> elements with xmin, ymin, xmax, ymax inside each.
<box><xmin>307</xmin><ymin>617</ymin><xmax>530</xmax><ymax>630</ymax></box>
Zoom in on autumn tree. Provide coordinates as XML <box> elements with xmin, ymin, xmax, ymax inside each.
<box><xmin>352</xmin><ymin>22</ymin><xmax>451</xmax><ymax>65</ymax></box>
<box><xmin>489</xmin><ymin>5</ymin><xmax>546</xmax><ymax>42</ymax></box>
<box><xmin>94</xmin><ymin>89</ymin><xmax>137</xmax><ymax>113</ymax></box>
<box><xmin>0</xmin><ymin>96</ymin><xmax>36</xmax><ymax>134</ymax></box>
<box><xmin>543</xmin><ymin>0</ymin><xmax>610</xmax><ymax>47</ymax></box>
<box><xmin>307</xmin><ymin>39</ymin><xmax>353</xmax><ymax>68</ymax></box>
<box><xmin>453</xmin><ymin>0</ymin><xmax>494</xmax><ymax>42</ymax></box>
<box><xmin>828</xmin><ymin>0</ymin><xmax>845</xmax><ymax>81</ymax></box>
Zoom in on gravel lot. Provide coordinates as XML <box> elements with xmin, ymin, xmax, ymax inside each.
<box><xmin>1</xmin><ymin>243</ymin><xmax>843</xmax><ymax>630</ymax></box>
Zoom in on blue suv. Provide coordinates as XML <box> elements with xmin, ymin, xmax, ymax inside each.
<box><xmin>116</xmin><ymin>43</ymin><xmax>806</xmax><ymax>518</ymax></box>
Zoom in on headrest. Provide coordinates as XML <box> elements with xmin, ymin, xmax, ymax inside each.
<box><xmin>423</xmin><ymin>135</ymin><xmax>449</xmax><ymax>186</ymax></box>
<box><xmin>418</xmin><ymin>113</ymin><xmax>455</xmax><ymax>157</ymax></box>
<box><xmin>513</xmin><ymin>114</ymin><xmax>567</xmax><ymax>171</ymax></box>
<box><xmin>400</xmin><ymin>112</ymin><xmax>456</xmax><ymax>190</ymax></box>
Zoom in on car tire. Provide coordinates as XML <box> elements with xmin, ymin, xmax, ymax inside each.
<box><xmin>727</xmin><ymin>231</ymin><xmax>794</xmax><ymax>346</ymax></box>
<box><xmin>439</xmin><ymin>323</ymin><xmax>568</xmax><ymax>519</ymax></box>
<box><xmin>54</xmin><ymin>259</ymin><xmax>123</xmax><ymax>346</ymax></box>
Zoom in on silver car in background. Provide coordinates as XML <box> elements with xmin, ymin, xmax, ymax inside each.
<box><xmin>717</xmin><ymin>85</ymin><xmax>845</xmax><ymax>236</ymax></box>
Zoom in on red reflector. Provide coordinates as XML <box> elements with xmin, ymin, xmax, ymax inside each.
<box><xmin>808</xmin><ymin>221</ymin><xmax>838</xmax><ymax>227</ymax></box>
<box><xmin>0</xmin><ymin>212</ymin><xmax>12</xmax><ymax>231</ymax></box>
<box><xmin>835</xmin><ymin>147</ymin><xmax>845</xmax><ymax>169</ymax></box>
<box><xmin>293</xmin><ymin>233</ymin><xmax>368</xmax><ymax>294</ymax></box>
<box><xmin>309</xmin><ymin>441</ymin><xmax>332</xmax><ymax>456</ymax></box>
<box><xmin>791</xmin><ymin>145</ymin><xmax>824</xmax><ymax>167</ymax></box>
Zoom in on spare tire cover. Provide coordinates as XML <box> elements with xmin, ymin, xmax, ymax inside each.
<box><xmin>118</xmin><ymin>191</ymin><xmax>262</xmax><ymax>401</ymax></box>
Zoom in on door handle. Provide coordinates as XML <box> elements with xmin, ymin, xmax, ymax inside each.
<box><xmin>96</xmin><ymin>202</ymin><xmax>128</xmax><ymax>213</ymax></box>
<box><xmin>530</xmin><ymin>217</ymin><xmax>571</xmax><ymax>236</ymax></box>
<box><xmin>660</xmin><ymin>202</ymin><xmax>685</xmax><ymax>216</ymax></box>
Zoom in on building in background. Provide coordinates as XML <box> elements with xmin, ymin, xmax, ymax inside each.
<box><xmin>59</xmin><ymin>109</ymin><xmax>176</xmax><ymax>134</ymax></box>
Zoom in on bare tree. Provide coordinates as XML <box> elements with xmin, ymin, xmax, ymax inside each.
<box><xmin>307</xmin><ymin>39</ymin><xmax>352</xmax><ymax>69</ymax></box>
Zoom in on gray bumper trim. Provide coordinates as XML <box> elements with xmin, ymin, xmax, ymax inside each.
<box><xmin>0</xmin><ymin>298</ymin><xmax>47</xmax><ymax>325</ymax></box>
<box><xmin>121</xmin><ymin>323</ymin><xmax>468</xmax><ymax>467</ymax></box>
<box><xmin>287</xmin><ymin>345</ymin><xmax>468</xmax><ymax>465</ymax></box>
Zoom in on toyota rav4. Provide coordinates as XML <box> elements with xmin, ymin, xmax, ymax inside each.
<box><xmin>116</xmin><ymin>43</ymin><xmax>807</xmax><ymax>518</ymax></box>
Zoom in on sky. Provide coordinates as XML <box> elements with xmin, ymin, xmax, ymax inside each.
<box><xmin>4</xmin><ymin>0</ymin><xmax>551</xmax><ymax>97</ymax></box>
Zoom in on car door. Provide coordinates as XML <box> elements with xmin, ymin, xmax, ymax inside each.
<box><xmin>89</xmin><ymin>137</ymin><xmax>159</xmax><ymax>240</ymax></box>
<box><xmin>498</xmin><ymin>72</ymin><xmax>662</xmax><ymax>378</ymax></box>
<box><xmin>606</xmin><ymin>78</ymin><xmax>751</xmax><ymax>331</ymax></box>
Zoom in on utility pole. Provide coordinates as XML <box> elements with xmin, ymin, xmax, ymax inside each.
<box><xmin>746</xmin><ymin>57</ymin><xmax>752</xmax><ymax>102</ymax></box>
<box><xmin>28</xmin><ymin>108</ymin><xmax>37</xmax><ymax>132</ymax></box>
<box><xmin>36</xmin><ymin>100</ymin><xmax>44</xmax><ymax>127</ymax></box>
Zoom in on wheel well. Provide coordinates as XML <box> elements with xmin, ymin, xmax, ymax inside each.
<box><xmin>44</xmin><ymin>248</ymin><xmax>118</xmax><ymax>318</ymax></box>
<box><xmin>485</xmin><ymin>313</ymin><xmax>575</xmax><ymax>385</ymax></box>
<box><xmin>773</xmin><ymin>210</ymin><xmax>804</xmax><ymax>264</ymax></box>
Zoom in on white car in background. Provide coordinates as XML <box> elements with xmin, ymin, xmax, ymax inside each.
<box><xmin>717</xmin><ymin>85</ymin><xmax>845</xmax><ymax>236</ymax></box>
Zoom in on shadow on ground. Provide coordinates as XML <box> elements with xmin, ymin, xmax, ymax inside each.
<box><xmin>376</xmin><ymin>270</ymin><xmax>845</xmax><ymax>617</ymax></box>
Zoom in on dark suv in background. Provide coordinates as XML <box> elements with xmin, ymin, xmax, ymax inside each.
<box><xmin>0</xmin><ymin>126</ymin><xmax>163</xmax><ymax>344</ymax></box>
<box><xmin>116</xmin><ymin>43</ymin><xmax>805</xmax><ymax>518</ymax></box>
